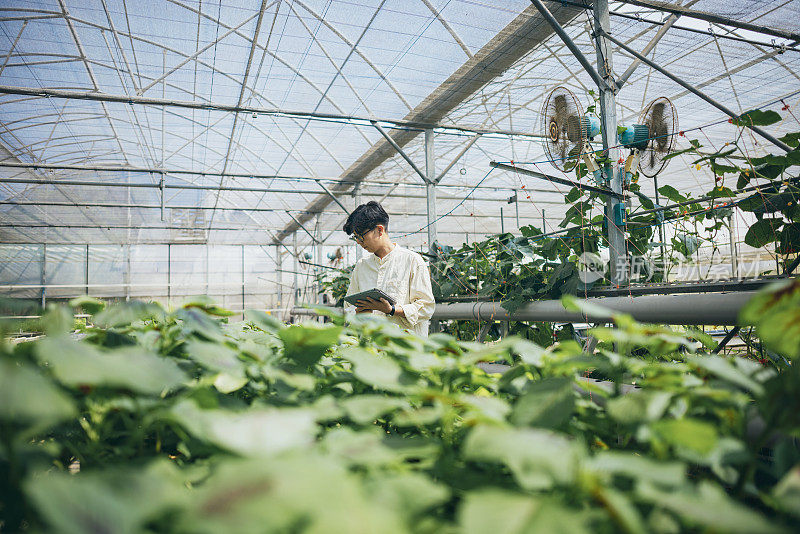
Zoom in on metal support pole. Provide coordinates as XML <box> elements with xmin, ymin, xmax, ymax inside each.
<box><xmin>542</xmin><ymin>209</ymin><xmax>546</xmax><ymax>231</ymax></box>
<box><xmin>241</xmin><ymin>245</ymin><xmax>246</xmax><ymax>315</ymax></box>
<box><xmin>729</xmin><ymin>215</ymin><xmax>739</xmax><ymax>279</ymax></box>
<box><xmin>653</xmin><ymin>175</ymin><xmax>666</xmax><ymax>273</ymax></box>
<box><xmin>292</xmin><ymin>232</ymin><xmax>299</xmax><ymax>307</ymax></box>
<box><xmin>85</xmin><ymin>244</ymin><xmax>89</xmax><ymax>295</ymax></box>
<box><xmin>124</xmin><ymin>244</ymin><xmax>131</xmax><ymax>301</ymax></box>
<box><xmin>205</xmin><ymin>243</ymin><xmax>210</xmax><ymax>295</ymax></box>
<box><xmin>166</xmin><ymin>243</ymin><xmax>171</xmax><ymax>306</ymax></box>
<box><xmin>500</xmin><ymin>207</ymin><xmax>505</xmax><ymax>234</ymax></box>
<box><xmin>514</xmin><ymin>193</ymin><xmax>520</xmax><ymax>229</ymax></box>
<box><xmin>593</xmin><ymin>0</ymin><xmax>628</xmax><ymax>286</ymax></box>
<box><xmin>315</xmin><ymin>214</ymin><xmax>323</xmax><ymax>307</ymax></box>
<box><xmin>40</xmin><ymin>243</ymin><xmax>46</xmax><ymax>309</ymax></box>
<box><xmin>159</xmin><ymin>173</ymin><xmax>165</xmax><ymax>221</ymax></box>
<box><xmin>425</xmin><ymin>129</ymin><xmax>437</xmax><ymax>253</ymax></box>
<box><xmin>276</xmin><ymin>245</ymin><xmax>283</xmax><ymax>315</ymax></box>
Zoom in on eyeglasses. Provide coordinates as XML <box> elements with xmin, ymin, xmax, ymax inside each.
<box><xmin>349</xmin><ymin>227</ymin><xmax>374</xmax><ymax>243</ymax></box>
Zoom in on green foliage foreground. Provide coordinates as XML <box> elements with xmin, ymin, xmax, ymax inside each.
<box><xmin>2</xmin><ymin>283</ymin><xmax>800</xmax><ymax>533</ymax></box>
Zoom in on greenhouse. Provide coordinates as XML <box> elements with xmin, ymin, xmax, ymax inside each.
<box><xmin>1</xmin><ymin>0</ymin><xmax>799</xmax><ymax>532</ymax></box>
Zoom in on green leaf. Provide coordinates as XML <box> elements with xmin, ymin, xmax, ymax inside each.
<box><xmin>779</xmin><ymin>131</ymin><xmax>800</xmax><ymax>148</ymax></box>
<box><xmin>0</xmin><ymin>359</ymin><xmax>76</xmax><ymax>429</ymax></box>
<box><xmin>662</xmin><ymin>143</ymin><xmax>701</xmax><ymax>161</ymax></box>
<box><xmin>510</xmin><ymin>377</ymin><xmax>574</xmax><ymax>429</ymax></box>
<box><xmin>69</xmin><ymin>295</ymin><xmax>106</xmax><ymax>315</ymax></box>
<box><xmin>706</xmin><ymin>186</ymin><xmax>735</xmax><ymax>199</ymax></box>
<box><xmin>35</xmin><ymin>336</ymin><xmax>186</xmax><ymax>395</ymax></box>
<box><xmin>773</xmin><ymin>465</ymin><xmax>800</xmax><ymax>519</ymax></box>
<box><xmin>684</xmin><ymin>354</ymin><xmax>764</xmax><ymax>396</ymax></box>
<box><xmin>744</xmin><ymin>218</ymin><xmax>782</xmax><ymax>248</ymax></box>
<box><xmin>637</xmin><ymin>481</ymin><xmax>787</xmax><ymax>534</ymax></box>
<box><xmin>339</xmin><ymin>346</ymin><xmax>414</xmax><ymax>392</ymax></box>
<box><xmin>732</xmin><ymin>109</ymin><xmax>782</xmax><ymax>127</ymax></box>
<box><xmin>279</xmin><ymin>323</ymin><xmax>342</xmax><ymax>369</ymax></box>
<box><xmin>181</xmin><ymin>295</ymin><xmax>235</xmax><ymax>316</ymax></box>
<box><xmin>244</xmin><ymin>309</ymin><xmax>282</xmax><ymax>333</ymax></box>
<box><xmin>463</xmin><ymin>425</ymin><xmax>582</xmax><ymax>490</ymax></box>
<box><xmin>459</xmin><ymin>489</ymin><xmax>589</xmax><ymax>534</ymax></box>
<box><xmin>213</xmin><ymin>373</ymin><xmax>249</xmax><ymax>393</ymax></box>
<box><xmin>739</xmin><ymin>279</ymin><xmax>800</xmax><ymax>359</ymax></box>
<box><xmin>93</xmin><ymin>301</ymin><xmax>164</xmax><ymax>328</ymax></box>
<box><xmin>588</xmin><ymin>451</ymin><xmax>685</xmax><ymax>487</ymax></box>
<box><xmin>341</xmin><ymin>395</ymin><xmax>409</xmax><ymax>424</ymax></box>
<box><xmin>24</xmin><ymin>460</ymin><xmax>188</xmax><ymax>534</ymax></box>
<box><xmin>365</xmin><ymin>472</ymin><xmax>450</xmax><ymax>519</ymax></box>
<box><xmin>657</xmin><ymin>185</ymin><xmax>686</xmax><ymax>203</ymax></box>
<box><xmin>171</xmin><ymin>400</ymin><xmax>317</xmax><ymax>457</ymax></box>
<box><xmin>565</xmin><ymin>187</ymin><xmax>582</xmax><ymax>203</ymax></box>
<box><xmin>651</xmin><ymin>418</ymin><xmax>718</xmax><ymax>456</ymax></box>
<box><xmin>186</xmin><ymin>339</ymin><xmax>246</xmax><ymax>377</ymax></box>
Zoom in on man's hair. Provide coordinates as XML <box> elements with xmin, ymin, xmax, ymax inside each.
<box><xmin>343</xmin><ymin>201</ymin><xmax>389</xmax><ymax>235</ymax></box>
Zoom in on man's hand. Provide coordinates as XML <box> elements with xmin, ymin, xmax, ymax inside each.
<box><xmin>354</xmin><ymin>297</ymin><xmax>392</xmax><ymax>314</ymax></box>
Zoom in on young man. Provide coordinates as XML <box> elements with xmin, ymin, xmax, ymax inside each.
<box><xmin>343</xmin><ymin>201</ymin><xmax>435</xmax><ymax>337</ymax></box>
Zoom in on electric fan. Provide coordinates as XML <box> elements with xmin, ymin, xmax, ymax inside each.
<box><xmin>541</xmin><ymin>87</ymin><xmax>583</xmax><ymax>172</ymax></box>
<box><xmin>541</xmin><ymin>86</ymin><xmax>603</xmax><ymax>180</ymax></box>
<box><xmin>619</xmin><ymin>96</ymin><xmax>678</xmax><ymax>180</ymax></box>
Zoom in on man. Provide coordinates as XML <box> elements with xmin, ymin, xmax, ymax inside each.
<box><xmin>343</xmin><ymin>201</ymin><xmax>435</xmax><ymax>337</ymax></box>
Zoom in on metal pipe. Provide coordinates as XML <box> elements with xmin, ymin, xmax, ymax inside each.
<box><xmin>0</xmin><ymin>84</ymin><xmax>548</xmax><ymax>139</ymax></box>
<box><xmin>425</xmin><ymin>128</ymin><xmax>437</xmax><ymax>252</ymax></box>
<box><xmin>529</xmin><ymin>0</ymin><xmax>612</xmax><ymax>92</ymax></box>
<box><xmin>432</xmin><ymin>291</ymin><xmax>756</xmax><ymax>325</ymax></box>
<box><xmin>601</xmin><ymin>30</ymin><xmax>793</xmax><ymax>153</ymax></box>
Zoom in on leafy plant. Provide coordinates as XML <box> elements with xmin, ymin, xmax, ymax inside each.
<box><xmin>1</xmin><ymin>284</ymin><xmax>799</xmax><ymax>532</ymax></box>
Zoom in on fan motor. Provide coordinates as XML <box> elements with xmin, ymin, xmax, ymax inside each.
<box><xmin>618</xmin><ymin>124</ymin><xmax>650</xmax><ymax>151</ymax></box>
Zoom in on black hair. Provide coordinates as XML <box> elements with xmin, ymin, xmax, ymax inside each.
<box><xmin>343</xmin><ymin>201</ymin><xmax>389</xmax><ymax>235</ymax></box>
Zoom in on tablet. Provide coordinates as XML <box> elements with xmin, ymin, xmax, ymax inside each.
<box><xmin>343</xmin><ymin>288</ymin><xmax>396</xmax><ymax>306</ymax></box>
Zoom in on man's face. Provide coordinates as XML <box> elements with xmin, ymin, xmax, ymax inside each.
<box><xmin>352</xmin><ymin>225</ymin><xmax>383</xmax><ymax>252</ymax></box>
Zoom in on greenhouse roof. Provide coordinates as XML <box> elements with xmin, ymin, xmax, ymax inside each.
<box><xmin>0</xmin><ymin>0</ymin><xmax>799</xmax><ymax>249</ymax></box>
